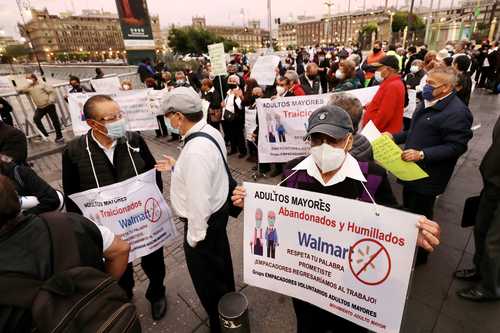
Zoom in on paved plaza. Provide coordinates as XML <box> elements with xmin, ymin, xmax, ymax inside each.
<box><xmin>29</xmin><ymin>89</ymin><xmax>500</xmax><ymax>333</ymax></box>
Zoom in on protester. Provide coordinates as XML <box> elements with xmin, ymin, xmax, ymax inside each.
<box><xmin>284</xmin><ymin>70</ymin><xmax>306</xmax><ymax>96</ymax></box>
<box><xmin>62</xmin><ymin>95</ymin><xmax>168</xmax><ymax>320</ymax></box>
<box><xmin>68</xmin><ymin>76</ymin><xmax>93</xmax><ymax>93</ymax></box>
<box><xmin>332</xmin><ymin>59</ymin><xmax>363</xmax><ymax>92</ymax></box>
<box><xmin>0</xmin><ymin>120</ymin><xmax>27</xmax><ymax>164</ymax></box>
<box><xmin>174</xmin><ymin>71</ymin><xmax>191</xmax><ymax>88</ymax></box>
<box><xmin>453</xmin><ymin>55</ymin><xmax>473</xmax><ymax>106</ymax></box>
<box><xmin>362</xmin><ymin>40</ymin><xmax>386</xmax><ymax>83</ymax></box>
<box><xmin>201</xmin><ymin>78</ymin><xmax>222</xmax><ymax>130</ymax></box>
<box><xmin>94</xmin><ymin>67</ymin><xmax>104</xmax><ymax>79</ymax></box>
<box><xmin>120</xmin><ymin>79</ymin><xmax>133</xmax><ymax>91</ymax></box>
<box><xmin>389</xmin><ymin>66</ymin><xmax>473</xmax><ymax>265</ymax></box>
<box><xmin>157</xmin><ymin>87</ymin><xmax>237</xmax><ymax>333</ymax></box>
<box><xmin>455</xmin><ymin>114</ymin><xmax>500</xmax><ymax>301</ymax></box>
<box><xmin>405</xmin><ymin>59</ymin><xmax>426</xmax><ymax>89</ymax></box>
<box><xmin>221</xmin><ymin>74</ymin><xmax>247</xmax><ymax>158</ymax></box>
<box><xmin>0</xmin><ymin>154</ymin><xmax>61</xmax><ymax>214</ymax></box>
<box><xmin>476</xmin><ymin>41</ymin><xmax>492</xmax><ymax>88</ymax></box>
<box><xmin>0</xmin><ymin>174</ymin><xmax>130</xmax><ymax>332</ymax></box>
<box><xmin>404</xmin><ymin>46</ymin><xmax>419</xmax><ymax>75</ymax></box>
<box><xmin>145</xmin><ymin>77</ymin><xmax>169</xmax><ymax>138</ymax></box>
<box><xmin>161</xmin><ymin>71</ymin><xmax>174</xmax><ymax>90</ymax></box>
<box><xmin>231</xmin><ymin>105</ymin><xmax>441</xmax><ymax>333</ymax></box>
<box><xmin>0</xmin><ymin>97</ymin><xmax>14</xmax><ymax>126</ymax></box>
<box><xmin>138</xmin><ymin>58</ymin><xmax>156</xmax><ymax>83</ymax></box>
<box><xmin>317</xmin><ymin>50</ymin><xmax>330</xmax><ymax>93</ymax></box>
<box><xmin>299</xmin><ymin>63</ymin><xmax>321</xmax><ymax>95</ymax></box>
<box><xmin>362</xmin><ymin>55</ymin><xmax>405</xmax><ymax>134</ymax></box>
<box><xmin>17</xmin><ymin>74</ymin><xmax>64</xmax><ymax>143</ymax></box>
<box><xmin>386</xmin><ymin>44</ymin><xmax>403</xmax><ymax>72</ymax></box>
<box><xmin>275</xmin><ymin>76</ymin><xmax>296</xmax><ymax>97</ymax></box>
<box><xmin>348</xmin><ymin>53</ymin><xmax>365</xmax><ymax>86</ymax></box>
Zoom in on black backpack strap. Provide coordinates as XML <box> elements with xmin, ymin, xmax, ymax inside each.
<box><xmin>39</xmin><ymin>212</ymin><xmax>81</xmax><ymax>272</ymax></box>
<box><xmin>184</xmin><ymin>132</ymin><xmax>231</xmax><ymax>178</ymax></box>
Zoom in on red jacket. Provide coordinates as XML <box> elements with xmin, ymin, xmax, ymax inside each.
<box><xmin>291</xmin><ymin>83</ymin><xmax>305</xmax><ymax>96</ymax></box>
<box><xmin>363</xmin><ymin>75</ymin><xmax>405</xmax><ymax>134</ymax></box>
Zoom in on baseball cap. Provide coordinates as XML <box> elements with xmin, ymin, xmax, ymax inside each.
<box><xmin>371</xmin><ymin>55</ymin><xmax>400</xmax><ymax>71</ymax></box>
<box><xmin>305</xmin><ymin>105</ymin><xmax>354</xmax><ymax>140</ymax></box>
<box><xmin>161</xmin><ymin>87</ymin><xmax>202</xmax><ymax>115</ymax></box>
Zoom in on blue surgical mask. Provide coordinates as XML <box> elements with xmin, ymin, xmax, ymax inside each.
<box><xmin>165</xmin><ymin>117</ymin><xmax>179</xmax><ymax>135</ymax></box>
<box><xmin>105</xmin><ymin>118</ymin><xmax>127</xmax><ymax>140</ymax></box>
<box><xmin>422</xmin><ymin>84</ymin><xmax>435</xmax><ymax>101</ymax></box>
<box><xmin>374</xmin><ymin>71</ymin><xmax>384</xmax><ymax>82</ymax></box>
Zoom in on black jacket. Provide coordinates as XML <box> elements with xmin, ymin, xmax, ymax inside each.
<box><xmin>299</xmin><ymin>74</ymin><xmax>320</xmax><ymax>95</ymax></box>
<box><xmin>394</xmin><ymin>92</ymin><xmax>473</xmax><ymax>195</ymax></box>
<box><xmin>480</xmin><ymin>115</ymin><xmax>500</xmax><ymax>187</ymax></box>
<box><xmin>0</xmin><ymin>213</ymin><xmax>104</xmax><ymax>332</ymax></box>
<box><xmin>62</xmin><ymin>131</ymin><xmax>162</xmax><ymax>213</ymax></box>
<box><xmin>0</xmin><ymin>121</ymin><xmax>27</xmax><ymax>164</ymax></box>
<box><xmin>405</xmin><ymin>70</ymin><xmax>425</xmax><ymax>90</ymax></box>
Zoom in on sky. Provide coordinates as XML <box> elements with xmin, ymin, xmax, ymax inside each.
<box><xmin>0</xmin><ymin>0</ymin><xmax>457</xmax><ymax>38</ymax></box>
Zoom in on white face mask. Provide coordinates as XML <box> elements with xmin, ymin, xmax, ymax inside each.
<box><xmin>276</xmin><ymin>86</ymin><xmax>286</xmax><ymax>96</ymax></box>
<box><xmin>410</xmin><ymin>66</ymin><xmax>420</xmax><ymax>73</ymax></box>
<box><xmin>310</xmin><ymin>140</ymin><xmax>348</xmax><ymax>173</ymax></box>
<box><xmin>335</xmin><ymin>69</ymin><xmax>345</xmax><ymax>80</ymax></box>
<box><xmin>374</xmin><ymin>71</ymin><xmax>384</xmax><ymax>82</ymax></box>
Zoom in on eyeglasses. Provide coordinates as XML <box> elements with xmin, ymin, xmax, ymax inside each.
<box><xmin>97</xmin><ymin>112</ymin><xmax>124</xmax><ymax>123</ymax></box>
<box><xmin>309</xmin><ymin>134</ymin><xmax>345</xmax><ymax>147</ymax></box>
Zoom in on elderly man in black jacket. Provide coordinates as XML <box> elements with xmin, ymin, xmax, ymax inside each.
<box><xmin>390</xmin><ymin>66</ymin><xmax>473</xmax><ymax>265</ymax></box>
<box><xmin>0</xmin><ymin>120</ymin><xmax>27</xmax><ymax>164</ymax></box>
<box><xmin>299</xmin><ymin>63</ymin><xmax>321</xmax><ymax>95</ymax></box>
<box><xmin>62</xmin><ymin>94</ymin><xmax>167</xmax><ymax>320</ymax></box>
<box><xmin>455</xmin><ymin>115</ymin><xmax>500</xmax><ymax>301</ymax></box>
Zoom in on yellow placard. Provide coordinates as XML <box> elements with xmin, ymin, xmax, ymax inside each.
<box><xmin>372</xmin><ymin>135</ymin><xmax>429</xmax><ymax>181</ymax></box>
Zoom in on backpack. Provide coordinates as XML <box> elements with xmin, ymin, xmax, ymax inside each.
<box><xmin>184</xmin><ymin>131</ymin><xmax>241</xmax><ymax>218</ymax></box>
<box><xmin>0</xmin><ymin>212</ymin><xmax>141</xmax><ymax>333</ymax></box>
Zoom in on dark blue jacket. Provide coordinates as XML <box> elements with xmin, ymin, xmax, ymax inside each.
<box><xmin>394</xmin><ymin>92</ymin><xmax>473</xmax><ymax>195</ymax></box>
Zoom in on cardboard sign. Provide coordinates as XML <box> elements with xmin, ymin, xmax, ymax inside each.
<box><xmin>208</xmin><ymin>43</ymin><xmax>227</xmax><ymax>76</ymax></box>
<box><xmin>90</xmin><ymin>76</ymin><xmax>122</xmax><ymax>93</ymax></box>
<box><xmin>250</xmin><ymin>55</ymin><xmax>281</xmax><ymax>86</ymax></box>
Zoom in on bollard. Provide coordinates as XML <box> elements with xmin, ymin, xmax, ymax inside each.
<box><xmin>218</xmin><ymin>292</ymin><xmax>251</xmax><ymax>333</ymax></box>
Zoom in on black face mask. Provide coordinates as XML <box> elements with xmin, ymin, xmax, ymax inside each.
<box><xmin>228</xmin><ymin>83</ymin><xmax>238</xmax><ymax>89</ymax></box>
<box><xmin>373</xmin><ymin>47</ymin><xmax>381</xmax><ymax>53</ymax></box>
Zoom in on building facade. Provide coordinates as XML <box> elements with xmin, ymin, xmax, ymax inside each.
<box><xmin>151</xmin><ymin>15</ymin><xmax>166</xmax><ymax>51</ymax></box>
<box><xmin>278</xmin><ymin>22</ymin><xmax>298</xmax><ymax>49</ymax></box>
<box><xmin>191</xmin><ymin>17</ymin><xmax>269</xmax><ymax>50</ymax></box>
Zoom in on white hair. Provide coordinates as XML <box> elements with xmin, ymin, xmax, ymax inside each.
<box><xmin>228</xmin><ymin>74</ymin><xmax>240</xmax><ymax>85</ymax></box>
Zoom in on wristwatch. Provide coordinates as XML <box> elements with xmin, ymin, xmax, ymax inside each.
<box><xmin>419</xmin><ymin>150</ymin><xmax>425</xmax><ymax>160</ymax></box>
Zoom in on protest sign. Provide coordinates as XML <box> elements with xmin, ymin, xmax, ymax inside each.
<box><xmin>68</xmin><ymin>89</ymin><xmax>158</xmax><ymax>136</ymax></box>
<box><xmin>360</xmin><ymin>121</ymin><xmax>428</xmax><ymax>181</ymax></box>
<box><xmin>245</xmin><ymin>107</ymin><xmax>258</xmax><ymax>141</ymax></box>
<box><xmin>243</xmin><ymin>182</ymin><xmax>419</xmax><ymax>333</ymax></box>
<box><xmin>69</xmin><ymin>169</ymin><xmax>177</xmax><ymax>262</ymax></box>
<box><xmin>250</xmin><ymin>55</ymin><xmax>281</xmax><ymax>86</ymax></box>
<box><xmin>90</xmin><ymin>76</ymin><xmax>122</xmax><ymax>93</ymax></box>
<box><xmin>208</xmin><ymin>43</ymin><xmax>227</xmax><ymax>76</ymax></box>
<box><xmin>0</xmin><ymin>76</ymin><xmax>14</xmax><ymax>93</ymax></box>
<box><xmin>146</xmin><ymin>88</ymin><xmax>165</xmax><ymax>116</ymax></box>
<box><xmin>403</xmin><ymin>90</ymin><xmax>417</xmax><ymax>119</ymax></box>
<box><xmin>256</xmin><ymin>87</ymin><xmax>379</xmax><ymax>163</ymax></box>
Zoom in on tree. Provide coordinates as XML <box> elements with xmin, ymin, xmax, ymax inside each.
<box><xmin>392</xmin><ymin>11</ymin><xmax>425</xmax><ymax>33</ymax></box>
<box><xmin>1</xmin><ymin>44</ymin><xmax>31</xmax><ymax>60</ymax></box>
<box><xmin>168</xmin><ymin>27</ymin><xmax>239</xmax><ymax>55</ymax></box>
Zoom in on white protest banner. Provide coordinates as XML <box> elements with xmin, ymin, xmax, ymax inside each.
<box><xmin>90</xmin><ymin>76</ymin><xmax>122</xmax><ymax>93</ymax></box>
<box><xmin>69</xmin><ymin>169</ymin><xmax>177</xmax><ymax>262</ymax></box>
<box><xmin>403</xmin><ymin>89</ymin><xmax>417</xmax><ymax>119</ymax></box>
<box><xmin>245</xmin><ymin>107</ymin><xmax>258</xmax><ymax>141</ymax></box>
<box><xmin>0</xmin><ymin>76</ymin><xmax>14</xmax><ymax>93</ymax></box>
<box><xmin>146</xmin><ymin>88</ymin><xmax>165</xmax><ymax>116</ymax></box>
<box><xmin>250</xmin><ymin>55</ymin><xmax>281</xmax><ymax>86</ymax></box>
<box><xmin>350</xmin><ymin>85</ymin><xmax>379</xmax><ymax>106</ymax></box>
<box><xmin>244</xmin><ymin>182</ymin><xmax>419</xmax><ymax>333</ymax></box>
<box><xmin>208</xmin><ymin>43</ymin><xmax>227</xmax><ymax>76</ymax></box>
<box><xmin>256</xmin><ymin>94</ymin><xmax>329</xmax><ymax>163</ymax></box>
<box><xmin>68</xmin><ymin>89</ymin><xmax>159</xmax><ymax>136</ymax></box>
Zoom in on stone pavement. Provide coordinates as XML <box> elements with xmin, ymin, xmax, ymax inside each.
<box><xmin>28</xmin><ymin>89</ymin><xmax>500</xmax><ymax>333</ymax></box>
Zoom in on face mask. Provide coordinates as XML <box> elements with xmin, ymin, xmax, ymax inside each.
<box><xmin>104</xmin><ymin>118</ymin><xmax>127</xmax><ymax>140</ymax></box>
<box><xmin>26</xmin><ymin>79</ymin><xmax>34</xmax><ymax>85</ymax></box>
<box><xmin>353</xmin><ymin>47</ymin><xmax>358</xmax><ymax>51</ymax></box>
<box><xmin>268</xmin><ymin>218</ymin><xmax>275</xmax><ymax>226</ymax></box>
<box><xmin>374</xmin><ymin>71</ymin><xmax>384</xmax><ymax>82</ymax></box>
<box><xmin>373</xmin><ymin>47</ymin><xmax>381</xmax><ymax>53</ymax></box>
<box><xmin>165</xmin><ymin>116</ymin><xmax>180</xmax><ymax>135</ymax></box>
<box><xmin>310</xmin><ymin>141</ymin><xmax>348</xmax><ymax>174</ymax></box>
<box><xmin>422</xmin><ymin>84</ymin><xmax>436</xmax><ymax>101</ymax></box>
<box><xmin>255</xmin><ymin>219</ymin><xmax>262</xmax><ymax>228</ymax></box>
<box><xmin>228</xmin><ymin>83</ymin><xmax>238</xmax><ymax>90</ymax></box>
<box><xmin>176</xmin><ymin>80</ymin><xmax>186</xmax><ymax>85</ymax></box>
<box><xmin>335</xmin><ymin>70</ymin><xmax>345</xmax><ymax>80</ymax></box>
<box><xmin>319</xmin><ymin>56</ymin><xmax>325</xmax><ymax>62</ymax></box>
<box><xmin>410</xmin><ymin>66</ymin><xmax>420</xmax><ymax>73</ymax></box>
<box><xmin>276</xmin><ymin>86</ymin><xmax>286</xmax><ymax>96</ymax></box>
<box><xmin>122</xmin><ymin>84</ymin><xmax>131</xmax><ymax>90</ymax></box>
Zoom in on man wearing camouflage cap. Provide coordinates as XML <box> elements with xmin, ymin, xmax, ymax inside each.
<box><xmin>156</xmin><ymin>87</ymin><xmax>236</xmax><ymax>333</ymax></box>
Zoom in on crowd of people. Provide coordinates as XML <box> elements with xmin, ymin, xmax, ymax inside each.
<box><xmin>0</xmin><ymin>37</ymin><xmax>499</xmax><ymax>333</ymax></box>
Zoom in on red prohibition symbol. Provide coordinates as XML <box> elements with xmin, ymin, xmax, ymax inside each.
<box><xmin>348</xmin><ymin>238</ymin><xmax>392</xmax><ymax>286</ymax></box>
<box><xmin>144</xmin><ymin>197</ymin><xmax>162</xmax><ymax>223</ymax></box>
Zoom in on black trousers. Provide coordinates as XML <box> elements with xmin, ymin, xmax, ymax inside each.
<box><xmin>473</xmin><ymin>181</ymin><xmax>500</xmax><ymax>296</ymax></box>
<box><xmin>33</xmin><ymin>104</ymin><xmax>62</xmax><ymax>139</ymax></box>
<box><xmin>402</xmin><ymin>187</ymin><xmax>436</xmax><ymax>264</ymax></box>
<box><xmin>224</xmin><ymin>120</ymin><xmax>247</xmax><ymax>155</ymax></box>
<box><xmin>0</xmin><ymin>109</ymin><xmax>13</xmax><ymax>126</ymax></box>
<box><xmin>118</xmin><ymin>247</ymin><xmax>166</xmax><ymax>303</ymax></box>
<box><xmin>292</xmin><ymin>298</ymin><xmax>366</xmax><ymax>333</ymax></box>
<box><xmin>155</xmin><ymin>115</ymin><xmax>168</xmax><ymax>137</ymax></box>
<box><xmin>183</xmin><ymin>208</ymin><xmax>235</xmax><ymax>333</ymax></box>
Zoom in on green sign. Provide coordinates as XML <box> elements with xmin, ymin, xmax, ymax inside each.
<box><xmin>474</xmin><ymin>6</ymin><xmax>481</xmax><ymax>18</ymax></box>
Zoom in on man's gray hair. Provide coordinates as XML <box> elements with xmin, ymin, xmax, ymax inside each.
<box><xmin>228</xmin><ymin>74</ymin><xmax>241</xmax><ymax>85</ymax></box>
<box><xmin>347</xmin><ymin>53</ymin><xmax>361</xmax><ymax>66</ymax></box>
<box><xmin>305</xmin><ymin>62</ymin><xmax>318</xmax><ymax>71</ymax></box>
<box><xmin>328</xmin><ymin>93</ymin><xmax>363</xmax><ymax>132</ymax></box>
<box><xmin>284</xmin><ymin>70</ymin><xmax>299</xmax><ymax>83</ymax></box>
<box><xmin>428</xmin><ymin>66</ymin><xmax>458</xmax><ymax>87</ymax></box>
<box><xmin>411</xmin><ymin>59</ymin><xmax>424</xmax><ymax>67</ymax></box>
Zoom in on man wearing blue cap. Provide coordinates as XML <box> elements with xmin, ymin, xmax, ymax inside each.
<box><xmin>156</xmin><ymin>87</ymin><xmax>236</xmax><ymax>333</ymax></box>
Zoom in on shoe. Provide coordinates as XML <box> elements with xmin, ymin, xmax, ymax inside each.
<box><xmin>55</xmin><ymin>137</ymin><xmax>65</xmax><ymax>144</ymax></box>
<box><xmin>457</xmin><ymin>287</ymin><xmax>500</xmax><ymax>302</ymax></box>
<box><xmin>151</xmin><ymin>296</ymin><xmax>167</xmax><ymax>321</ymax></box>
<box><xmin>454</xmin><ymin>268</ymin><xmax>481</xmax><ymax>282</ymax></box>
